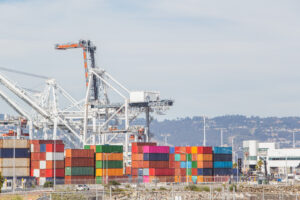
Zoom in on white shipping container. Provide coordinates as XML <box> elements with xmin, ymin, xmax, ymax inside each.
<box><xmin>39</xmin><ymin>161</ymin><xmax>46</xmax><ymax>169</ymax></box>
<box><xmin>0</xmin><ymin>167</ymin><xmax>29</xmax><ymax>177</ymax></box>
<box><xmin>33</xmin><ymin>169</ymin><xmax>40</xmax><ymax>177</ymax></box>
<box><xmin>0</xmin><ymin>158</ymin><xmax>30</xmax><ymax>168</ymax></box>
<box><xmin>0</xmin><ymin>139</ymin><xmax>29</xmax><ymax>148</ymax></box>
<box><xmin>31</xmin><ymin>144</ymin><xmax>34</xmax><ymax>152</ymax></box>
<box><xmin>39</xmin><ymin>177</ymin><xmax>46</xmax><ymax>186</ymax></box>
<box><xmin>46</xmin><ymin>152</ymin><xmax>64</xmax><ymax>161</ymax></box>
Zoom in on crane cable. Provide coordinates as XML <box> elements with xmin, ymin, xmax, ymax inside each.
<box><xmin>0</xmin><ymin>66</ymin><xmax>49</xmax><ymax>80</ymax></box>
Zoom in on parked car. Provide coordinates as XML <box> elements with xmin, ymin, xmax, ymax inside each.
<box><xmin>76</xmin><ymin>184</ymin><xmax>89</xmax><ymax>191</ymax></box>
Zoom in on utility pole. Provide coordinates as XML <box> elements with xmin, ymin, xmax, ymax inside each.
<box><xmin>203</xmin><ymin>116</ymin><xmax>206</xmax><ymax>146</ymax></box>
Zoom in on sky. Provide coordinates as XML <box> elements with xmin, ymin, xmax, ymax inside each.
<box><xmin>0</xmin><ymin>0</ymin><xmax>300</xmax><ymax>119</ymax></box>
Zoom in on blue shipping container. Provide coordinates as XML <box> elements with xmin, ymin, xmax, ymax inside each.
<box><xmin>192</xmin><ymin>176</ymin><xmax>197</xmax><ymax>183</ymax></box>
<box><xmin>197</xmin><ymin>168</ymin><xmax>213</xmax><ymax>176</ymax></box>
<box><xmin>213</xmin><ymin>161</ymin><xmax>233</xmax><ymax>168</ymax></box>
<box><xmin>40</xmin><ymin>144</ymin><xmax>46</xmax><ymax>152</ymax></box>
<box><xmin>169</xmin><ymin>147</ymin><xmax>175</xmax><ymax>154</ymax></box>
<box><xmin>180</xmin><ymin>161</ymin><xmax>192</xmax><ymax>168</ymax></box>
<box><xmin>143</xmin><ymin>153</ymin><xmax>169</xmax><ymax>161</ymax></box>
<box><xmin>213</xmin><ymin>168</ymin><xmax>232</xmax><ymax>176</ymax></box>
<box><xmin>213</xmin><ymin>147</ymin><xmax>232</xmax><ymax>154</ymax></box>
<box><xmin>138</xmin><ymin>168</ymin><xmax>143</xmax><ymax>176</ymax></box>
<box><xmin>46</xmin><ymin>177</ymin><xmax>65</xmax><ymax>184</ymax></box>
<box><xmin>0</xmin><ymin>148</ymin><xmax>30</xmax><ymax>158</ymax></box>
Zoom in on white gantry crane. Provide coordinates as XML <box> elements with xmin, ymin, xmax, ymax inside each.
<box><xmin>0</xmin><ymin>40</ymin><xmax>173</xmax><ymax>164</ymax></box>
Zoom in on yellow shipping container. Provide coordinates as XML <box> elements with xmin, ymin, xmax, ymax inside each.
<box><xmin>96</xmin><ymin>153</ymin><xmax>123</xmax><ymax>161</ymax></box>
<box><xmin>96</xmin><ymin>168</ymin><xmax>123</xmax><ymax>176</ymax></box>
<box><xmin>191</xmin><ymin>146</ymin><xmax>198</xmax><ymax>154</ymax></box>
<box><xmin>197</xmin><ymin>176</ymin><xmax>204</xmax><ymax>183</ymax></box>
<box><xmin>197</xmin><ymin>154</ymin><xmax>212</xmax><ymax>161</ymax></box>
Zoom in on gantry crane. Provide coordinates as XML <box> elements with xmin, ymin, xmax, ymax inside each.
<box><xmin>0</xmin><ymin>40</ymin><xmax>174</xmax><ymax>164</ymax></box>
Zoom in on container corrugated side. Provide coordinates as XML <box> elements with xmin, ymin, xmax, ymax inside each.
<box><xmin>65</xmin><ymin>157</ymin><xmax>94</xmax><ymax>167</ymax></box>
<box><xmin>95</xmin><ymin>168</ymin><xmax>123</xmax><ymax>176</ymax></box>
<box><xmin>95</xmin><ymin>160</ymin><xmax>123</xmax><ymax>169</ymax></box>
<box><xmin>0</xmin><ymin>139</ymin><xmax>29</xmax><ymax>148</ymax></box>
<box><xmin>0</xmin><ymin>158</ymin><xmax>30</xmax><ymax>168</ymax></box>
<box><xmin>65</xmin><ymin>167</ymin><xmax>94</xmax><ymax>176</ymax></box>
<box><xmin>65</xmin><ymin>149</ymin><xmax>94</xmax><ymax>158</ymax></box>
<box><xmin>0</xmin><ymin>167</ymin><xmax>30</xmax><ymax>176</ymax></box>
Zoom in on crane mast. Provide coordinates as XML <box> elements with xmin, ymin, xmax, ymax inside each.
<box><xmin>55</xmin><ymin>40</ymin><xmax>99</xmax><ymax>101</ymax></box>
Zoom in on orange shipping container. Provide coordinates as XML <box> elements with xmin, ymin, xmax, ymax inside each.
<box><xmin>96</xmin><ymin>168</ymin><xmax>123</xmax><ymax>176</ymax></box>
<box><xmin>175</xmin><ymin>168</ymin><xmax>181</xmax><ymax>176</ymax></box>
<box><xmin>192</xmin><ymin>154</ymin><xmax>197</xmax><ymax>161</ymax></box>
<box><xmin>179</xmin><ymin>147</ymin><xmax>186</xmax><ymax>154</ymax></box>
<box><xmin>197</xmin><ymin>161</ymin><xmax>213</xmax><ymax>168</ymax></box>
<box><xmin>180</xmin><ymin>154</ymin><xmax>186</xmax><ymax>161</ymax></box>
<box><xmin>96</xmin><ymin>153</ymin><xmax>123</xmax><ymax>161</ymax></box>
<box><xmin>131</xmin><ymin>153</ymin><xmax>143</xmax><ymax>161</ymax></box>
<box><xmin>131</xmin><ymin>161</ymin><xmax>143</xmax><ymax>168</ymax></box>
<box><xmin>174</xmin><ymin>161</ymin><xmax>180</xmax><ymax>168</ymax></box>
<box><xmin>31</xmin><ymin>161</ymin><xmax>39</xmax><ymax>169</ymax></box>
<box><xmin>197</xmin><ymin>154</ymin><xmax>212</xmax><ymax>161</ymax></box>
<box><xmin>197</xmin><ymin>176</ymin><xmax>204</xmax><ymax>182</ymax></box>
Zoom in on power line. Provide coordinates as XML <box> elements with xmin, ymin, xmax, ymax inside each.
<box><xmin>0</xmin><ymin>66</ymin><xmax>49</xmax><ymax>80</ymax></box>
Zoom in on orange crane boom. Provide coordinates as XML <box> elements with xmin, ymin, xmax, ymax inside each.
<box><xmin>55</xmin><ymin>40</ymin><xmax>98</xmax><ymax>100</ymax></box>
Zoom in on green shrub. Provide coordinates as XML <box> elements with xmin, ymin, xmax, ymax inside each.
<box><xmin>43</xmin><ymin>181</ymin><xmax>53</xmax><ymax>188</ymax></box>
<box><xmin>229</xmin><ymin>184</ymin><xmax>237</xmax><ymax>192</ymax></box>
<box><xmin>109</xmin><ymin>180</ymin><xmax>120</xmax><ymax>186</ymax></box>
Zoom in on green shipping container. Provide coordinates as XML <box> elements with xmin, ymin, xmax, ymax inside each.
<box><xmin>96</xmin><ymin>160</ymin><xmax>123</xmax><ymax>169</ymax></box>
<box><xmin>175</xmin><ymin>154</ymin><xmax>181</xmax><ymax>161</ymax></box>
<box><xmin>187</xmin><ymin>168</ymin><xmax>192</xmax><ymax>176</ymax></box>
<box><xmin>84</xmin><ymin>145</ymin><xmax>90</xmax><ymax>149</ymax></box>
<box><xmin>192</xmin><ymin>161</ymin><xmax>197</xmax><ymax>168</ymax></box>
<box><xmin>96</xmin><ymin>176</ymin><xmax>102</xmax><ymax>184</ymax></box>
<box><xmin>95</xmin><ymin>145</ymin><xmax>123</xmax><ymax>153</ymax></box>
<box><xmin>65</xmin><ymin>167</ymin><xmax>94</xmax><ymax>176</ymax></box>
<box><xmin>186</xmin><ymin>154</ymin><xmax>192</xmax><ymax>161</ymax></box>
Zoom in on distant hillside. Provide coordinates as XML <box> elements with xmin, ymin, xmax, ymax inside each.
<box><xmin>150</xmin><ymin>115</ymin><xmax>300</xmax><ymax>151</ymax></box>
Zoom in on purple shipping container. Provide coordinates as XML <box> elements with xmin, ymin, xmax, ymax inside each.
<box><xmin>143</xmin><ymin>146</ymin><xmax>169</xmax><ymax>153</ymax></box>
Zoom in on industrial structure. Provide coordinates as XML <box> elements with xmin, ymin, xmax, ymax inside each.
<box><xmin>0</xmin><ymin>40</ymin><xmax>173</xmax><ymax>165</ymax></box>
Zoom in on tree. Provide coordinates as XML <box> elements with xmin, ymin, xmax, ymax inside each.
<box><xmin>233</xmin><ymin>162</ymin><xmax>238</xmax><ymax>169</ymax></box>
<box><xmin>0</xmin><ymin>172</ymin><xmax>4</xmax><ymax>193</ymax></box>
<box><xmin>256</xmin><ymin>159</ymin><xmax>263</xmax><ymax>172</ymax></box>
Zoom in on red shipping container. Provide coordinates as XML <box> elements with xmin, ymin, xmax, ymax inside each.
<box><xmin>154</xmin><ymin>169</ymin><xmax>175</xmax><ymax>176</ymax></box>
<box><xmin>197</xmin><ymin>146</ymin><xmax>212</xmax><ymax>154</ymax></box>
<box><xmin>192</xmin><ymin>168</ymin><xmax>198</xmax><ymax>176</ymax></box>
<box><xmin>40</xmin><ymin>169</ymin><xmax>46</xmax><ymax>177</ymax></box>
<box><xmin>33</xmin><ymin>144</ymin><xmax>40</xmax><ymax>152</ymax></box>
<box><xmin>148</xmin><ymin>161</ymin><xmax>169</xmax><ymax>168</ymax></box>
<box><xmin>29</xmin><ymin>140</ymin><xmax>40</xmax><ymax>145</ymax></box>
<box><xmin>31</xmin><ymin>161</ymin><xmax>40</xmax><ymax>169</ymax></box>
<box><xmin>131</xmin><ymin>145</ymin><xmax>138</xmax><ymax>153</ymax></box>
<box><xmin>46</xmin><ymin>144</ymin><xmax>64</xmax><ymax>152</ymax></box>
<box><xmin>65</xmin><ymin>149</ymin><xmax>94</xmax><ymax>158</ymax></box>
<box><xmin>39</xmin><ymin>140</ymin><xmax>64</xmax><ymax>144</ymax></box>
<box><xmin>30</xmin><ymin>169</ymin><xmax>34</xmax><ymax>177</ymax></box>
<box><xmin>169</xmin><ymin>154</ymin><xmax>175</xmax><ymax>161</ymax></box>
<box><xmin>186</xmin><ymin>147</ymin><xmax>191</xmax><ymax>154</ymax></box>
<box><xmin>65</xmin><ymin>176</ymin><xmax>94</xmax><ymax>184</ymax></box>
<box><xmin>175</xmin><ymin>162</ymin><xmax>181</xmax><ymax>168</ymax></box>
<box><xmin>65</xmin><ymin>157</ymin><xmax>94</xmax><ymax>167</ymax></box>
<box><xmin>149</xmin><ymin>168</ymin><xmax>155</xmax><ymax>176</ymax></box>
<box><xmin>175</xmin><ymin>147</ymin><xmax>181</xmax><ymax>154</ymax></box>
<box><xmin>131</xmin><ymin>153</ymin><xmax>143</xmax><ymax>161</ymax></box>
<box><xmin>143</xmin><ymin>161</ymin><xmax>149</xmax><ymax>168</ymax></box>
<box><xmin>131</xmin><ymin>168</ymin><xmax>138</xmax><ymax>176</ymax></box>
<box><xmin>31</xmin><ymin>152</ymin><xmax>46</xmax><ymax>160</ymax></box>
<box><xmin>169</xmin><ymin>161</ymin><xmax>175</xmax><ymax>168</ymax></box>
<box><xmin>45</xmin><ymin>169</ymin><xmax>65</xmax><ymax>177</ymax></box>
<box><xmin>180</xmin><ymin>168</ymin><xmax>186</xmax><ymax>176</ymax></box>
<box><xmin>192</xmin><ymin>154</ymin><xmax>197</xmax><ymax>161</ymax></box>
<box><xmin>125</xmin><ymin>166</ymin><xmax>131</xmax><ymax>175</ymax></box>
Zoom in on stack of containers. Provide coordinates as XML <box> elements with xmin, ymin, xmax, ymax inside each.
<box><xmin>65</xmin><ymin>149</ymin><xmax>95</xmax><ymax>184</ymax></box>
<box><xmin>131</xmin><ymin>142</ymin><xmax>156</xmax><ymax>182</ymax></box>
<box><xmin>213</xmin><ymin>147</ymin><xmax>233</xmax><ymax>181</ymax></box>
<box><xmin>143</xmin><ymin>146</ymin><xmax>173</xmax><ymax>183</ymax></box>
<box><xmin>30</xmin><ymin>140</ymin><xmax>65</xmax><ymax>185</ymax></box>
<box><xmin>0</xmin><ymin>139</ymin><xmax>30</xmax><ymax>178</ymax></box>
<box><xmin>173</xmin><ymin>147</ymin><xmax>192</xmax><ymax>183</ymax></box>
<box><xmin>90</xmin><ymin>145</ymin><xmax>123</xmax><ymax>184</ymax></box>
<box><xmin>196</xmin><ymin>146</ymin><xmax>213</xmax><ymax>183</ymax></box>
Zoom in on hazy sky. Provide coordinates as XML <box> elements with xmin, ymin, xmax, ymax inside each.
<box><xmin>0</xmin><ymin>0</ymin><xmax>300</xmax><ymax>119</ymax></box>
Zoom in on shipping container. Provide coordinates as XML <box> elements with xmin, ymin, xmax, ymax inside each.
<box><xmin>46</xmin><ymin>144</ymin><xmax>64</xmax><ymax>152</ymax></box>
<box><xmin>65</xmin><ymin>167</ymin><xmax>94</xmax><ymax>176</ymax></box>
<box><xmin>169</xmin><ymin>147</ymin><xmax>175</xmax><ymax>154</ymax></box>
<box><xmin>45</xmin><ymin>169</ymin><xmax>65</xmax><ymax>177</ymax></box>
<box><xmin>31</xmin><ymin>152</ymin><xmax>46</xmax><ymax>160</ymax></box>
<box><xmin>46</xmin><ymin>160</ymin><xmax>65</xmax><ymax>169</ymax></box>
<box><xmin>65</xmin><ymin>175</ymin><xmax>95</xmax><ymax>184</ymax></box>
<box><xmin>0</xmin><ymin>139</ymin><xmax>29</xmax><ymax>148</ymax></box>
<box><xmin>65</xmin><ymin>149</ymin><xmax>94</xmax><ymax>158</ymax></box>
<box><xmin>197</xmin><ymin>161</ymin><xmax>213</xmax><ymax>168</ymax></box>
<box><xmin>197</xmin><ymin>168</ymin><xmax>213</xmax><ymax>176</ymax></box>
<box><xmin>198</xmin><ymin>147</ymin><xmax>213</xmax><ymax>154</ymax></box>
<box><xmin>0</xmin><ymin>158</ymin><xmax>29</xmax><ymax>168</ymax></box>
<box><xmin>0</xmin><ymin>167</ymin><xmax>29</xmax><ymax>176</ymax></box>
<box><xmin>131</xmin><ymin>142</ymin><xmax>156</xmax><ymax>147</ymax></box>
<box><xmin>95</xmin><ymin>160</ymin><xmax>123</xmax><ymax>169</ymax></box>
<box><xmin>213</xmin><ymin>147</ymin><xmax>232</xmax><ymax>154</ymax></box>
<box><xmin>197</xmin><ymin>154</ymin><xmax>213</xmax><ymax>161</ymax></box>
<box><xmin>95</xmin><ymin>145</ymin><xmax>123</xmax><ymax>153</ymax></box>
<box><xmin>0</xmin><ymin>148</ymin><xmax>30</xmax><ymax>158</ymax></box>
<box><xmin>180</xmin><ymin>161</ymin><xmax>192</xmax><ymax>168</ymax></box>
<box><xmin>143</xmin><ymin>146</ymin><xmax>169</xmax><ymax>154</ymax></box>
<box><xmin>46</xmin><ymin>152</ymin><xmax>64</xmax><ymax>161</ymax></box>
<box><xmin>95</xmin><ymin>153</ymin><xmax>123</xmax><ymax>161</ymax></box>
<box><xmin>213</xmin><ymin>168</ymin><xmax>232</xmax><ymax>176</ymax></box>
<box><xmin>95</xmin><ymin>168</ymin><xmax>123</xmax><ymax>176</ymax></box>
<box><xmin>213</xmin><ymin>154</ymin><xmax>232</xmax><ymax>161</ymax></box>
<box><xmin>213</xmin><ymin>161</ymin><xmax>233</xmax><ymax>168</ymax></box>
<box><xmin>143</xmin><ymin>153</ymin><xmax>169</xmax><ymax>161</ymax></box>
<box><xmin>65</xmin><ymin>157</ymin><xmax>94</xmax><ymax>167</ymax></box>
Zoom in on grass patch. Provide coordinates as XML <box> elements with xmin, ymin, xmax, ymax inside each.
<box><xmin>185</xmin><ymin>185</ymin><xmax>210</xmax><ymax>192</ymax></box>
<box><xmin>159</xmin><ymin>187</ymin><xmax>167</xmax><ymax>191</ymax></box>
